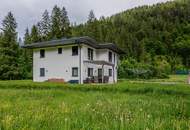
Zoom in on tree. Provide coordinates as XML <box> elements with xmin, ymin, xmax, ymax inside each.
<box><xmin>22</xmin><ymin>28</ymin><xmax>33</xmax><ymax>79</ymax></box>
<box><xmin>88</xmin><ymin>10</ymin><xmax>96</xmax><ymax>23</ymax></box>
<box><xmin>30</xmin><ymin>25</ymin><xmax>40</xmax><ymax>42</ymax></box>
<box><xmin>40</xmin><ymin>10</ymin><xmax>51</xmax><ymax>40</ymax></box>
<box><xmin>51</xmin><ymin>5</ymin><xmax>62</xmax><ymax>39</ymax></box>
<box><xmin>24</xmin><ymin>28</ymin><xmax>31</xmax><ymax>44</ymax></box>
<box><xmin>50</xmin><ymin>5</ymin><xmax>71</xmax><ymax>39</ymax></box>
<box><xmin>60</xmin><ymin>7</ymin><xmax>71</xmax><ymax>37</ymax></box>
<box><xmin>0</xmin><ymin>12</ymin><xmax>20</xmax><ymax>80</ymax></box>
<box><xmin>86</xmin><ymin>10</ymin><xmax>98</xmax><ymax>40</ymax></box>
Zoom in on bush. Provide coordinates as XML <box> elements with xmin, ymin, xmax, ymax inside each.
<box><xmin>119</xmin><ymin>56</ymin><xmax>172</xmax><ymax>79</ymax></box>
<box><xmin>118</xmin><ymin>58</ymin><xmax>154</xmax><ymax>79</ymax></box>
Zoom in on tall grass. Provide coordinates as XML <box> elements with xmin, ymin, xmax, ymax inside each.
<box><xmin>0</xmin><ymin>80</ymin><xmax>190</xmax><ymax>129</ymax></box>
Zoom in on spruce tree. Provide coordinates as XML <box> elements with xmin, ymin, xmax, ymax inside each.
<box><xmin>40</xmin><ymin>10</ymin><xmax>51</xmax><ymax>40</ymax></box>
<box><xmin>87</xmin><ymin>10</ymin><xmax>98</xmax><ymax>40</ymax></box>
<box><xmin>51</xmin><ymin>5</ymin><xmax>62</xmax><ymax>39</ymax></box>
<box><xmin>24</xmin><ymin>28</ymin><xmax>31</xmax><ymax>44</ymax></box>
<box><xmin>0</xmin><ymin>12</ymin><xmax>20</xmax><ymax>80</ymax></box>
<box><xmin>60</xmin><ymin>7</ymin><xmax>71</xmax><ymax>37</ymax></box>
<box><xmin>23</xmin><ymin>28</ymin><xmax>32</xmax><ymax>78</ymax></box>
<box><xmin>88</xmin><ymin>10</ymin><xmax>96</xmax><ymax>23</ymax></box>
<box><xmin>30</xmin><ymin>25</ymin><xmax>40</xmax><ymax>42</ymax></box>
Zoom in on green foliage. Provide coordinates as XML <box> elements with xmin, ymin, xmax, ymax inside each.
<box><xmin>0</xmin><ymin>12</ymin><xmax>21</xmax><ymax>80</ymax></box>
<box><xmin>72</xmin><ymin>0</ymin><xmax>190</xmax><ymax>69</ymax></box>
<box><xmin>119</xmin><ymin>56</ymin><xmax>174</xmax><ymax>79</ymax></box>
<box><xmin>50</xmin><ymin>5</ymin><xmax>71</xmax><ymax>39</ymax></box>
<box><xmin>119</xmin><ymin>58</ymin><xmax>154</xmax><ymax>79</ymax></box>
<box><xmin>152</xmin><ymin>56</ymin><xmax>171</xmax><ymax>78</ymax></box>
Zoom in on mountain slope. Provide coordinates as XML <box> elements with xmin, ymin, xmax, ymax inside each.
<box><xmin>72</xmin><ymin>0</ymin><xmax>190</xmax><ymax>66</ymax></box>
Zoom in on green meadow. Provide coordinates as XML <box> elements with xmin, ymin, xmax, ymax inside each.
<box><xmin>0</xmin><ymin>75</ymin><xmax>190</xmax><ymax>130</ymax></box>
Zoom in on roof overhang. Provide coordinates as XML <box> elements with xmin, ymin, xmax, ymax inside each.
<box><xmin>22</xmin><ymin>36</ymin><xmax>125</xmax><ymax>54</ymax></box>
<box><xmin>84</xmin><ymin>60</ymin><xmax>114</xmax><ymax>67</ymax></box>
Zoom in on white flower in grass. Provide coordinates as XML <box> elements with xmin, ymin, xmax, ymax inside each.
<box><xmin>147</xmin><ymin>114</ymin><xmax>151</xmax><ymax>118</ymax></box>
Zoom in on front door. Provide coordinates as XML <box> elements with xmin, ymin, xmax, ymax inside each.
<box><xmin>98</xmin><ymin>69</ymin><xmax>103</xmax><ymax>83</ymax></box>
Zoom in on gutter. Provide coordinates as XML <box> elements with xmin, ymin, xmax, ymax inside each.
<box><xmin>76</xmin><ymin>40</ymin><xmax>82</xmax><ymax>84</ymax></box>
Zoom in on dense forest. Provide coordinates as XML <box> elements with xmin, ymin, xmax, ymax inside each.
<box><xmin>0</xmin><ymin>0</ymin><xmax>190</xmax><ymax>80</ymax></box>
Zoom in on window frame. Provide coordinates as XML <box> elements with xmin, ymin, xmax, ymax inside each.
<box><xmin>58</xmin><ymin>48</ymin><xmax>62</xmax><ymax>54</ymax></box>
<box><xmin>40</xmin><ymin>49</ymin><xmax>45</xmax><ymax>58</ymax></box>
<box><xmin>88</xmin><ymin>48</ymin><xmax>94</xmax><ymax>60</ymax></box>
<box><xmin>109</xmin><ymin>69</ymin><xmax>112</xmax><ymax>77</ymax></box>
<box><xmin>72</xmin><ymin>46</ymin><xmax>78</xmax><ymax>56</ymax></box>
<box><xmin>72</xmin><ymin>67</ymin><xmax>78</xmax><ymax>77</ymax></box>
<box><xmin>88</xmin><ymin>68</ymin><xmax>93</xmax><ymax>77</ymax></box>
<box><xmin>40</xmin><ymin>68</ymin><xmax>45</xmax><ymax>77</ymax></box>
<box><xmin>108</xmin><ymin>51</ymin><xmax>112</xmax><ymax>62</ymax></box>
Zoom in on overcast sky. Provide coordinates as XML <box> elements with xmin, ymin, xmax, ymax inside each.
<box><xmin>0</xmin><ymin>0</ymin><xmax>170</xmax><ymax>38</ymax></box>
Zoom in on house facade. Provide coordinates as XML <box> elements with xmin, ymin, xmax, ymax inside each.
<box><xmin>23</xmin><ymin>36</ymin><xmax>124</xmax><ymax>84</ymax></box>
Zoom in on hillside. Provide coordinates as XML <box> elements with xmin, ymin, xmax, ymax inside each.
<box><xmin>72</xmin><ymin>0</ymin><xmax>190</xmax><ymax>67</ymax></box>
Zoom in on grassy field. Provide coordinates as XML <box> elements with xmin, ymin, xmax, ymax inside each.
<box><xmin>0</xmin><ymin>75</ymin><xmax>190</xmax><ymax>130</ymax></box>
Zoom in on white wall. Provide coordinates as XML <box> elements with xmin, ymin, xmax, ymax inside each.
<box><xmin>33</xmin><ymin>44</ymin><xmax>119</xmax><ymax>84</ymax></box>
<box><xmin>82</xmin><ymin>45</ymin><xmax>118</xmax><ymax>83</ymax></box>
<box><xmin>33</xmin><ymin>46</ymin><xmax>79</xmax><ymax>82</ymax></box>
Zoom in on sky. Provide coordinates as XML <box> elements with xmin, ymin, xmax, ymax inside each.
<box><xmin>0</xmin><ymin>0</ymin><xmax>170</xmax><ymax>38</ymax></box>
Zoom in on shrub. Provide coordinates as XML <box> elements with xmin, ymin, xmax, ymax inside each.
<box><xmin>118</xmin><ymin>58</ymin><xmax>154</xmax><ymax>79</ymax></box>
<box><xmin>118</xmin><ymin>56</ymin><xmax>172</xmax><ymax>79</ymax></box>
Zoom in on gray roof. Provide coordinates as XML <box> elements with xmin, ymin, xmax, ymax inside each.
<box><xmin>22</xmin><ymin>36</ymin><xmax>125</xmax><ymax>54</ymax></box>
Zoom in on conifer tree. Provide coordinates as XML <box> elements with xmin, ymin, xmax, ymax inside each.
<box><xmin>23</xmin><ymin>28</ymin><xmax>33</xmax><ymax>78</ymax></box>
<box><xmin>88</xmin><ymin>10</ymin><xmax>96</xmax><ymax>23</ymax></box>
<box><xmin>51</xmin><ymin>5</ymin><xmax>62</xmax><ymax>39</ymax></box>
<box><xmin>0</xmin><ymin>12</ymin><xmax>20</xmax><ymax>79</ymax></box>
<box><xmin>30</xmin><ymin>25</ymin><xmax>41</xmax><ymax>42</ymax></box>
<box><xmin>60</xmin><ymin>7</ymin><xmax>71</xmax><ymax>37</ymax></box>
<box><xmin>40</xmin><ymin>10</ymin><xmax>51</xmax><ymax>40</ymax></box>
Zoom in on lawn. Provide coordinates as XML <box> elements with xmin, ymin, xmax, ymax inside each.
<box><xmin>0</xmin><ymin>75</ymin><xmax>190</xmax><ymax>130</ymax></box>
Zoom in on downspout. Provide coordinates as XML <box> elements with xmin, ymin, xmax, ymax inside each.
<box><xmin>113</xmin><ymin>65</ymin><xmax>115</xmax><ymax>83</ymax></box>
<box><xmin>76</xmin><ymin>40</ymin><xmax>82</xmax><ymax>84</ymax></box>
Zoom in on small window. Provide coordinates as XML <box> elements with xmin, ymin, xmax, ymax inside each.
<box><xmin>40</xmin><ymin>49</ymin><xmax>45</xmax><ymax>58</ymax></box>
<box><xmin>72</xmin><ymin>46</ymin><xmax>78</xmax><ymax>56</ymax></box>
<box><xmin>88</xmin><ymin>48</ymin><xmax>93</xmax><ymax>60</ymax></box>
<box><xmin>114</xmin><ymin>54</ymin><xmax>116</xmax><ymax>64</ymax></box>
<box><xmin>88</xmin><ymin>68</ymin><xmax>93</xmax><ymax>77</ymax></box>
<box><xmin>72</xmin><ymin>67</ymin><xmax>78</xmax><ymax>77</ymax></box>
<box><xmin>40</xmin><ymin>68</ymin><xmax>45</xmax><ymax>77</ymax></box>
<box><xmin>58</xmin><ymin>48</ymin><xmax>62</xmax><ymax>54</ymax></box>
<box><xmin>109</xmin><ymin>69</ymin><xmax>112</xmax><ymax>77</ymax></box>
<box><xmin>109</xmin><ymin>51</ymin><xmax>112</xmax><ymax>62</ymax></box>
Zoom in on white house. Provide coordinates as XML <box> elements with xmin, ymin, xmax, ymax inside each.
<box><xmin>23</xmin><ymin>36</ymin><xmax>124</xmax><ymax>84</ymax></box>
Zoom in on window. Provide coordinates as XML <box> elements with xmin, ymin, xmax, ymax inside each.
<box><xmin>72</xmin><ymin>46</ymin><xmax>78</xmax><ymax>56</ymax></box>
<box><xmin>40</xmin><ymin>68</ymin><xmax>45</xmax><ymax>77</ymax></box>
<box><xmin>88</xmin><ymin>48</ymin><xmax>93</xmax><ymax>60</ymax></box>
<box><xmin>109</xmin><ymin>69</ymin><xmax>112</xmax><ymax>77</ymax></box>
<box><xmin>114</xmin><ymin>54</ymin><xmax>116</xmax><ymax>64</ymax></box>
<box><xmin>88</xmin><ymin>68</ymin><xmax>93</xmax><ymax>77</ymax></box>
<box><xmin>40</xmin><ymin>49</ymin><xmax>45</xmax><ymax>58</ymax></box>
<box><xmin>58</xmin><ymin>48</ymin><xmax>62</xmax><ymax>54</ymax></box>
<box><xmin>98</xmin><ymin>69</ymin><xmax>102</xmax><ymax>77</ymax></box>
<box><xmin>72</xmin><ymin>67</ymin><xmax>78</xmax><ymax>77</ymax></box>
<box><xmin>109</xmin><ymin>51</ymin><xmax>112</xmax><ymax>62</ymax></box>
